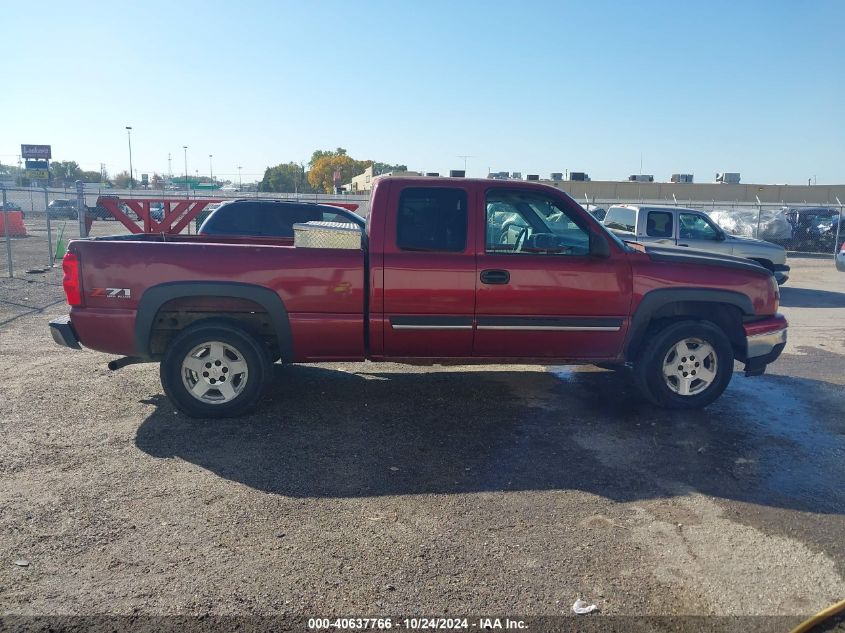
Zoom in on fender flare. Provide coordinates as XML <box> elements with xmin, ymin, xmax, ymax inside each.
<box><xmin>625</xmin><ymin>288</ymin><xmax>754</xmax><ymax>359</ymax></box>
<box><xmin>134</xmin><ymin>281</ymin><xmax>293</xmax><ymax>360</ymax></box>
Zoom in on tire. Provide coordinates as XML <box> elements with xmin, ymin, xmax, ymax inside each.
<box><xmin>633</xmin><ymin>320</ymin><xmax>733</xmax><ymax>409</ymax></box>
<box><xmin>160</xmin><ymin>321</ymin><xmax>269</xmax><ymax>418</ymax></box>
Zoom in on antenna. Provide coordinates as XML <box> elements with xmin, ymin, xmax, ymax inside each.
<box><xmin>457</xmin><ymin>155</ymin><xmax>474</xmax><ymax>173</ymax></box>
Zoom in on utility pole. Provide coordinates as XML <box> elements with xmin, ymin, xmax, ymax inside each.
<box><xmin>209</xmin><ymin>154</ymin><xmax>214</xmax><ymax>184</ymax></box>
<box><xmin>238</xmin><ymin>165</ymin><xmax>242</xmax><ymax>190</ymax></box>
<box><xmin>183</xmin><ymin>146</ymin><xmax>189</xmax><ymax>197</ymax></box>
<box><xmin>126</xmin><ymin>126</ymin><xmax>134</xmax><ymax>189</ymax></box>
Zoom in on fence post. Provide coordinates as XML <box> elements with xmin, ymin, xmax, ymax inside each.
<box><xmin>2</xmin><ymin>186</ymin><xmax>12</xmax><ymax>278</ymax></box>
<box><xmin>45</xmin><ymin>187</ymin><xmax>54</xmax><ymax>266</ymax></box>
<box><xmin>835</xmin><ymin>197</ymin><xmax>843</xmax><ymax>257</ymax></box>
<box><xmin>755</xmin><ymin>195</ymin><xmax>762</xmax><ymax>239</ymax></box>
<box><xmin>75</xmin><ymin>180</ymin><xmax>87</xmax><ymax>238</ymax></box>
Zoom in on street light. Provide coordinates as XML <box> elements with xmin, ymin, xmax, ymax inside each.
<box><xmin>183</xmin><ymin>146</ymin><xmax>188</xmax><ymax>196</ymax></box>
<box><xmin>209</xmin><ymin>154</ymin><xmax>214</xmax><ymax>184</ymax></box>
<box><xmin>126</xmin><ymin>126</ymin><xmax>134</xmax><ymax>190</ymax></box>
<box><xmin>237</xmin><ymin>165</ymin><xmax>242</xmax><ymax>190</ymax></box>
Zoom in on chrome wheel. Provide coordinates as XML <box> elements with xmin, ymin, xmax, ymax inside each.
<box><xmin>662</xmin><ymin>337</ymin><xmax>718</xmax><ymax>396</ymax></box>
<box><xmin>181</xmin><ymin>340</ymin><xmax>249</xmax><ymax>404</ymax></box>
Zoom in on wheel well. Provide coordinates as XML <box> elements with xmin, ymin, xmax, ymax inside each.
<box><xmin>149</xmin><ymin>297</ymin><xmax>279</xmax><ymax>359</ymax></box>
<box><xmin>627</xmin><ymin>301</ymin><xmax>745</xmax><ymax>361</ymax></box>
<box><xmin>748</xmin><ymin>257</ymin><xmax>774</xmax><ymax>270</ymax></box>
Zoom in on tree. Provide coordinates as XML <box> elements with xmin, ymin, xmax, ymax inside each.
<box><xmin>371</xmin><ymin>162</ymin><xmax>408</xmax><ymax>176</ymax></box>
<box><xmin>260</xmin><ymin>162</ymin><xmax>311</xmax><ymax>193</ymax></box>
<box><xmin>307</xmin><ymin>148</ymin><xmax>372</xmax><ymax>193</ymax></box>
<box><xmin>80</xmin><ymin>170</ymin><xmax>102</xmax><ymax>183</ymax></box>
<box><xmin>151</xmin><ymin>173</ymin><xmax>164</xmax><ymax>189</ymax></box>
<box><xmin>111</xmin><ymin>171</ymin><xmax>131</xmax><ymax>188</ymax></box>
<box><xmin>49</xmin><ymin>160</ymin><xmax>83</xmax><ymax>186</ymax></box>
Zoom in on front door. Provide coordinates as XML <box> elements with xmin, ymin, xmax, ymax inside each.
<box><xmin>474</xmin><ymin>188</ymin><xmax>631</xmax><ymax>360</ymax></box>
<box><xmin>677</xmin><ymin>211</ymin><xmax>733</xmax><ymax>255</ymax></box>
<box><xmin>381</xmin><ymin>185</ymin><xmax>477</xmax><ymax>358</ymax></box>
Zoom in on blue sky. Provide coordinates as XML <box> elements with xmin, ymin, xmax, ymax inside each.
<box><xmin>2</xmin><ymin>0</ymin><xmax>843</xmax><ymax>184</ymax></box>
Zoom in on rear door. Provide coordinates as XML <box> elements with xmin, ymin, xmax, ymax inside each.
<box><xmin>381</xmin><ymin>184</ymin><xmax>477</xmax><ymax>357</ymax></box>
<box><xmin>474</xmin><ymin>187</ymin><xmax>631</xmax><ymax>359</ymax></box>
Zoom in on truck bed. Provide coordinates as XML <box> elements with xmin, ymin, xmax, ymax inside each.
<box><xmin>69</xmin><ymin>235</ymin><xmax>366</xmax><ymax>361</ymax></box>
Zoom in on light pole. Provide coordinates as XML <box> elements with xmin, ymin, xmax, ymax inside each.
<box><xmin>209</xmin><ymin>154</ymin><xmax>214</xmax><ymax>184</ymax></box>
<box><xmin>238</xmin><ymin>165</ymin><xmax>242</xmax><ymax>190</ymax></box>
<box><xmin>183</xmin><ymin>146</ymin><xmax>188</xmax><ymax>196</ymax></box>
<box><xmin>126</xmin><ymin>126</ymin><xmax>134</xmax><ymax>189</ymax></box>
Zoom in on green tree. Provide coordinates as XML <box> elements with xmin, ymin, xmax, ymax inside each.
<box><xmin>49</xmin><ymin>160</ymin><xmax>83</xmax><ymax>186</ymax></box>
<box><xmin>371</xmin><ymin>162</ymin><xmax>408</xmax><ymax>176</ymax></box>
<box><xmin>260</xmin><ymin>162</ymin><xmax>311</xmax><ymax>193</ymax></box>
<box><xmin>80</xmin><ymin>170</ymin><xmax>102</xmax><ymax>183</ymax></box>
<box><xmin>111</xmin><ymin>171</ymin><xmax>131</xmax><ymax>188</ymax></box>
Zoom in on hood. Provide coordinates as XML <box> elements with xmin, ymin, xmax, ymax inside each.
<box><xmin>641</xmin><ymin>243</ymin><xmax>772</xmax><ymax>277</ymax></box>
<box><xmin>727</xmin><ymin>234</ymin><xmax>773</xmax><ymax>245</ymax></box>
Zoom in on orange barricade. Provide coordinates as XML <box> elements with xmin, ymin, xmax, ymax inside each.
<box><xmin>0</xmin><ymin>211</ymin><xmax>27</xmax><ymax>237</ymax></box>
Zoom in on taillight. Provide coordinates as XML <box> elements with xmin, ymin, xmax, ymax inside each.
<box><xmin>62</xmin><ymin>252</ymin><xmax>82</xmax><ymax>306</ymax></box>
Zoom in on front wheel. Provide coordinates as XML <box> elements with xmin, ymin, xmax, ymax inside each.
<box><xmin>160</xmin><ymin>322</ymin><xmax>269</xmax><ymax>418</ymax></box>
<box><xmin>633</xmin><ymin>320</ymin><xmax>734</xmax><ymax>409</ymax></box>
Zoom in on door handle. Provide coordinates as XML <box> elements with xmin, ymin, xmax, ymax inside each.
<box><xmin>480</xmin><ymin>269</ymin><xmax>510</xmax><ymax>285</ymax></box>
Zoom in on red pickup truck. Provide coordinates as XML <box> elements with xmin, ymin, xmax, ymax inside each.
<box><xmin>50</xmin><ymin>177</ymin><xmax>787</xmax><ymax>417</ymax></box>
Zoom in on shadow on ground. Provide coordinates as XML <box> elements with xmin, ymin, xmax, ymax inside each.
<box><xmin>779</xmin><ymin>286</ymin><xmax>845</xmax><ymax>308</ymax></box>
<box><xmin>135</xmin><ymin>364</ymin><xmax>845</xmax><ymax>514</ymax></box>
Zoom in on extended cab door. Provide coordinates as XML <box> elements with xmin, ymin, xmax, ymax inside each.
<box><xmin>474</xmin><ymin>187</ymin><xmax>632</xmax><ymax>359</ymax></box>
<box><xmin>379</xmin><ymin>184</ymin><xmax>477</xmax><ymax>357</ymax></box>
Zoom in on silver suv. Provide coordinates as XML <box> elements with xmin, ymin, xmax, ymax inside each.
<box><xmin>603</xmin><ymin>205</ymin><xmax>789</xmax><ymax>284</ymax></box>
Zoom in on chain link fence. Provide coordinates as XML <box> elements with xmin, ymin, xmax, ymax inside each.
<box><xmin>2</xmin><ymin>185</ymin><xmax>843</xmax><ymax>278</ymax></box>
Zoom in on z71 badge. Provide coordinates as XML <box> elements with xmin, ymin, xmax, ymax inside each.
<box><xmin>91</xmin><ymin>288</ymin><xmax>132</xmax><ymax>299</ymax></box>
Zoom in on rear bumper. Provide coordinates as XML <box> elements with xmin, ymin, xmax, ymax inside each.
<box><xmin>743</xmin><ymin>315</ymin><xmax>788</xmax><ymax>376</ymax></box>
<box><xmin>49</xmin><ymin>316</ymin><xmax>82</xmax><ymax>350</ymax></box>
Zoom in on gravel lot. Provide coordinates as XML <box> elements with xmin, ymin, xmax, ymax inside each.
<box><xmin>1</xmin><ymin>224</ymin><xmax>844</xmax><ymax>626</ymax></box>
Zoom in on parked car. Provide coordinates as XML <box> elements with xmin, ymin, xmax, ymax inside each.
<box><xmin>584</xmin><ymin>204</ymin><xmax>606</xmax><ymax>221</ymax></box>
<box><xmin>1</xmin><ymin>201</ymin><xmax>24</xmax><ymax>219</ymax></box>
<box><xmin>784</xmin><ymin>207</ymin><xmax>840</xmax><ymax>252</ymax></box>
<box><xmin>198</xmin><ymin>199</ymin><xmax>365</xmax><ymax>238</ymax></box>
<box><xmin>47</xmin><ymin>199</ymin><xmax>79</xmax><ymax>219</ymax></box>
<box><xmin>837</xmin><ymin>242</ymin><xmax>845</xmax><ymax>272</ymax></box>
<box><xmin>603</xmin><ymin>204</ymin><xmax>790</xmax><ymax>284</ymax></box>
<box><xmin>50</xmin><ymin>177</ymin><xmax>787</xmax><ymax>418</ymax></box>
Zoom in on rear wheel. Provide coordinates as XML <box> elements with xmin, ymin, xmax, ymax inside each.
<box><xmin>633</xmin><ymin>320</ymin><xmax>733</xmax><ymax>409</ymax></box>
<box><xmin>160</xmin><ymin>322</ymin><xmax>269</xmax><ymax>418</ymax></box>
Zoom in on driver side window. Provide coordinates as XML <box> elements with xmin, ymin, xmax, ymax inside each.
<box><xmin>679</xmin><ymin>213</ymin><xmax>719</xmax><ymax>240</ymax></box>
<box><xmin>485</xmin><ymin>191</ymin><xmax>590</xmax><ymax>256</ymax></box>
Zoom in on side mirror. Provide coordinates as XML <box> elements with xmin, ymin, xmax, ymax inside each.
<box><xmin>717</xmin><ymin>229</ymin><xmax>727</xmax><ymax>241</ymax></box>
<box><xmin>590</xmin><ymin>232</ymin><xmax>611</xmax><ymax>258</ymax></box>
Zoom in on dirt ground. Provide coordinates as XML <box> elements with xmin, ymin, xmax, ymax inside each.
<box><xmin>1</xmin><ymin>223</ymin><xmax>844</xmax><ymax>627</ymax></box>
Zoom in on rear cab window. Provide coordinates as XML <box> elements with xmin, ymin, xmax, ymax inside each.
<box><xmin>396</xmin><ymin>188</ymin><xmax>467</xmax><ymax>252</ymax></box>
<box><xmin>645</xmin><ymin>210</ymin><xmax>674</xmax><ymax>238</ymax></box>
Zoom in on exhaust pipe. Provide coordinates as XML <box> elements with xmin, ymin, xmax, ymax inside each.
<box><xmin>107</xmin><ymin>356</ymin><xmax>144</xmax><ymax>371</ymax></box>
